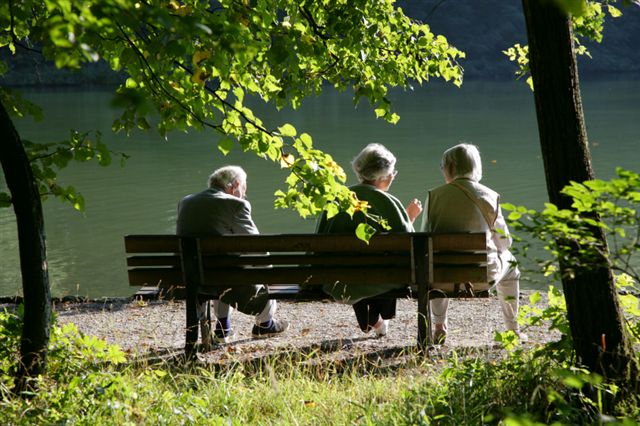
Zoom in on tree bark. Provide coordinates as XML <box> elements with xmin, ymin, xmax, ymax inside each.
<box><xmin>522</xmin><ymin>0</ymin><xmax>637</xmax><ymax>386</ymax></box>
<box><xmin>0</xmin><ymin>100</ymin><xmax>52</xmax><ymax>392</ymax></box>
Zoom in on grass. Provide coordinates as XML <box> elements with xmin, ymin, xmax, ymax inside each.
<box><xmin>0</xmin><ymin>307</ymin><xmax>639</xmax><ymax>425</ymax></box>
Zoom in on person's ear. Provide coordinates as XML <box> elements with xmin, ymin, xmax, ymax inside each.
<box><xmin>225</xmin><ymin>180</ymin><xmax>238</xmax><ymax>195</ymax></box>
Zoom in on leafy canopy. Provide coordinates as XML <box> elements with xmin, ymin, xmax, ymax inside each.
<box><xmin>1</xmin><ymin>0</ymin><xmax>464</xmax><ymax>236</ymax></box>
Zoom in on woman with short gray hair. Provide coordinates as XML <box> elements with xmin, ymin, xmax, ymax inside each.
<box><xmin>421</xmin><ymin>143</ymin><xmax>525</xmax><ymax>344</ymax></box>
<box><xmin>351</xmin><ymin>143</ymin><xmax>397</xmax><ymax>182</ymax></box>
<box><xmin>317</xmin><ymin>143</ymin><xmax>422</xmax><ymax>337</ymax></box>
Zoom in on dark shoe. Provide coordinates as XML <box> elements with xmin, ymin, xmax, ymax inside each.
<box><xmin>251</xmin><ymin>319</ymin><xmax>289</xmax><ymax>338</ymax></box>
<box><xmin>213</xmin><ymin>328</ymin><xmax>236</xmax><ymax>344</ymax></box>
<box><xmin>433</xmin><ymin>329</ymin><xmax>447</xmax><ymax>345</ymax></box>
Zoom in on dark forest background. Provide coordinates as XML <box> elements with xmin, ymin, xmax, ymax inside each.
<box><xmin>1</xmin><ymin>0</ymin><xmax>639</xmax><ymax>87</ymax></box>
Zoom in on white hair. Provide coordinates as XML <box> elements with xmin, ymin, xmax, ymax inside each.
<box><xmin>351</xmin><ymin>143</ymin><xmax>396</xmax><ymax>183</ymax></box>
<box><xmin>208</xmin><ymin>165</ymin><xmax>247</xmax><ymax>189</ymax></box>
<box><xmin>441</xmin><ymin>143</ymin><xmax>483</xmax><ymax>182</ymax></box>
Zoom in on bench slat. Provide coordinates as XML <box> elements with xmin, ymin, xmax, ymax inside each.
<box><xmin>431</xmin><ymin>232</ymin><xmax>486</xmax><ymax>251</ymax></box>
<box><xmin>201</xmin><ymin>266</ymin><xmax>412</xmax><ymax>285</ymax></box>
<box><xmin>432</xmin><ymin>253</ymin><xmax>487</xmax><ymax>264</ymax></box>
<box><xmin>200</xmin><ymin>254</ymin><xmax>411</xmax><ymax>268</ymax></box>
<box><xmin>125</xmin><ymin>235</ymin><xmax>180</xmax><ymax>253</ymax></box>
<box><xmin>124</xmin><ymin>233</ymin><xmax>487</xmax><ymax>254</ymax></box>
<box><xmin>197</xmin><ymin>253</ymin><xmax>486</xmax><ymax>268</ymax></box>
<box><xmin>126</xmin><ymin>253</ymin><xmax>485</xmax><ymax>269</ymax></box>
<box><xmin>433</xmin><ymin>265</ymin><xmax>487</xmax><ymax>283</ymax></box>
<box><xmin>127</xmin><ymin>265</ymin><xmax>487</xmax><ymax>287</ymax></box>
<box><xmin>128</xmin><ymin>268</ymin><xmax>182</xmax><ymax>286</ymax></box>
<box><xmin>197</xmin><ymin>233</ymin><xmax>413</xmax><ymax>253</ymax></box>
<box><xmin>127</xmin><ymin>255</ymin><xmax>181</xmax><ymax>267</ymax></box>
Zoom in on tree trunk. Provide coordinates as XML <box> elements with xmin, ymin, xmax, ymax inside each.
<box><xmin>521</xmin><ymin>0</ymin><xmax>637</xmax><ymax>387</ymax></box>
<box><xmin>0</xmin><ymin>100</ymin><xmax>52</xmax><ymax>392</ymax></box>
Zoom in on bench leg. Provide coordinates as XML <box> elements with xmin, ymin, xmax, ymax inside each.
<box><xmin>181</xmin><ymin>237</ymin><xmax>201</xmax><ymax>359</ymax></box>
<box><xmin>185</xmin><ymin>296</ymin><xmax>198</xmax><ymax>358</ymax></box>
<box><xmin>413</xmin><ymin>235</ymin><xmax>431</xmax><ymax>352</ymax></box>
<box><xmin>418</xmin><ymin>285</ymin><xmax>431</xmax><ymax>351</ymax></box>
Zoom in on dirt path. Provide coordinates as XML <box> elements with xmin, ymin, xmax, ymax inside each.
<box><xmin>52</xmin><ymin>291</ymin><xmax>558</xmax><ymax>364</ymax></box>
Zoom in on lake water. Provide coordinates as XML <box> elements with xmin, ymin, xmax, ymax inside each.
<box><xmin>1</xmin><ymin>79</ymin><xmax>638</xmax><ymax>298</ymax></box>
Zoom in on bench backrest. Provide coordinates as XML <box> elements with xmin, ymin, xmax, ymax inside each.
<box><xmin>125</xmin><ymin>232</ymin><xmax>488</xmax><ymax>296</ymax></box>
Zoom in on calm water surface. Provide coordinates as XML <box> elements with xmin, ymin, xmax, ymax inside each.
<box><xmin>1</xmin><ymin>79</ymin><xmax>638</xmax><ymax>298</ymax></box>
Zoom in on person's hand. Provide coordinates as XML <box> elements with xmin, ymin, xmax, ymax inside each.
<box><xmin>406</xmin><ymin>198</ymin><xmax>423</xmax><ymax>223</ymax></box>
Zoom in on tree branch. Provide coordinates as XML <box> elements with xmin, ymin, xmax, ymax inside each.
<box><xmin>115</xmin><ymin>21</ymin><xmax>221</xmax><ymax>132</ymax></box>
<box><xmin>172</xmin><ymin>60</ymin><xmax>272</xmax><ymax>136</ymax></box>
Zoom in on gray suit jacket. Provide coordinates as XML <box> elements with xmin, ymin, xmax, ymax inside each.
<box><xmin>176</xmin><ymin>187</ymin><xmax>269</xmax><ymax>315</ymax></box>
<box><xmin>176</xmin><ymin>187</ymin><xmax>259</xmax><ymax>236</ymax></box>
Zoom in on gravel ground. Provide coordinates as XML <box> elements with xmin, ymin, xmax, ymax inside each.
<box><xmin>50</xmin><ymin>290</ymin><xmax>559</xmax><ymax>364</ymax></box>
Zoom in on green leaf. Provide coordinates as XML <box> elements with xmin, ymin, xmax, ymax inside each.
<box><xmin>355</xmin><ymin>223</ymin><xmax>376</xmax><ymax>243</ymax></box>
<box><xmin>508</xmin><ymin>211</ymin><xmax>522</xmax><ymax>221</ymax></box>
<box><xmin>529</xmin><ymin>291</ymin><xmax>542</xmax><ymax>305</ymax></box>
<box><xmin>607</xmin><ymin>5</ymin><xmax>622</xmax><ymax>18</ymax></box>
<box><xmin>277</xmin><ymin>123</ymin><xmax>297</xmax><ymax>137</ymax></box>
<box><xmin>218</xmin><ymin>137</ymin><xmax>234</xmax><ymax>155</ymax></box>
<box><xmin>325</xmin><ymin>203</ymin><xmax>339</xmax><ymax>219</ymax></box>
<box><xmin>298</xmin><ymin>133</ymin><xmax>313</xmax><ymax>149</ymax></box>
<box><xmin>71</xmin><ymin>193</ymin><xmax>85</xmax><ymax>212</ymax></box>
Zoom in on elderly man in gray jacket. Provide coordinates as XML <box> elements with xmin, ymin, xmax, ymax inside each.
<box><xmin>176</xmin><ymin>165</ymin><xmax>288</xmax><ymax>346</ymax></box>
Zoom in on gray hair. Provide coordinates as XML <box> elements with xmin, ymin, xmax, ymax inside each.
<box><xmin>208</xmin><ymin>165</ymin><xmax>247</xmax><ymax>189</ymax></box>
<box><xmin>441</xmin><ymin>143</ymin><xmax>483</xmax><ymax>182</ymax></box>
<box><xmin>351</xmin><ymin>143</ymin><xmax>396</xmax><ymax>183</ymax></box>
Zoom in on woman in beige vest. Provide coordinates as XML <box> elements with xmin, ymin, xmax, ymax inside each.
<box><xmin>421</xmin><ymin>143</ymin><xmax>526</xmax><ymax>344</ymax></box>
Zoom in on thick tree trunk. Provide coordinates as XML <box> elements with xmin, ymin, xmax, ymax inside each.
<box><xmin>0</xmin><ymin>101</ymin><xmax>51</xmax><ymax>391</ymax></box>
<box><xmin>522</xmin><ymin>0</ymin><xmax>637</xmax><ymax>386</ymax></box>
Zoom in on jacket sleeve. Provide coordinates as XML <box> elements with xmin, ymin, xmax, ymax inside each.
<box><xmin>420</xmin><ymin>193</ymin><xmax>430</xmax><ymax>232</ymax></box>
<box><xmin>491</xmin><ymin>204</ymin><xmax>512</xmax><ymax>253</ymax></box>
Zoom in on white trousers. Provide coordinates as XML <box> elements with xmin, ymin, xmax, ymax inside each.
<box><xmin>430</xmin><ymin>250</ymin><xmax>520</xmax><ymax>331</ymax></box>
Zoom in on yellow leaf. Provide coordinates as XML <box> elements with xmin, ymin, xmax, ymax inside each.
<box><xmin>354</xmin><ymin>200</ymin><xmax>369</xmax><ymax>212</ymax></box>
<box><xmin>191</xmin><ymin>68</ymin><xmax>210</xmax><ymax>85</ymax></box>
<box><xmin>192</xmin><ymin>50</ymin><xmax>211</xmax><ymax>66</ymax></box>
<box><xmin>280</xmin><ymin>153</ymin><xmax>295</xmax><ymax>168</ymax></box>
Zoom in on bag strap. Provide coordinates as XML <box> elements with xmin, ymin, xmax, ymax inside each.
<box><xmin>449</xmin><ymin>181</ymin><xmax>496</xmax><ymax>231</ymax></box>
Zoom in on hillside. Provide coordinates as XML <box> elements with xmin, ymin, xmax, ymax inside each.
<box><xmin>400</xmin><ymin>0</ymin><xmax>640</xmax><ymax>79</ymax></box>
<box><xmin>1</xmin><ymin>1</ymin><xmax>639</xmax><ymax>86</ymax></box>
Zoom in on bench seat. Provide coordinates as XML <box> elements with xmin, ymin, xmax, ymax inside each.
<box><xmin>124</xmin><ymin>232</ymin><xmax>490</xmax><ymax>355</ymax></box>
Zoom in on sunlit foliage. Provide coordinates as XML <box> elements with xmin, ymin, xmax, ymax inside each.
<box><xmin>1</xmin><ymin>0</ymin><xmax>464</xmax><ymax>237</ymax></box>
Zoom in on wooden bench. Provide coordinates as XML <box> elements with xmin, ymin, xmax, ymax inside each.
<box><xmin>124</xmin><ymin>232</ymin><xmax>489</xmax><ymax>356</ymax></box>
